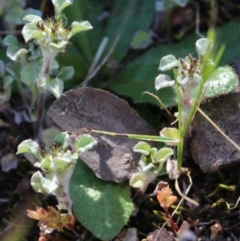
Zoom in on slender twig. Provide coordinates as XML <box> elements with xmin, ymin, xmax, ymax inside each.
<box><xmin>228</xmin><ymin>196</ymin><xmax>240</xmax><ymax>210</ymax></box>
<box><xmin>193</xmin><ymin>1</ymin><xmax>204</xmax><ymax>38</ymax></box>
<box><xmin>79</xmin><ymin>0</ymin><xmax>138</xmax><ymax>88</ymax></box>
<box><xmin>83</xmin><ymin>37</ymin><xmax>109</xmax><ymax>85</ymax></box>
<box><xmin>0</xmin><ymin>30</ymin><xmax>22</xmax><ymax>35</ymax></box>
<box><xmin>40</xmin><ymin>0</ymin><xmax>47</xmax><ymax>13</ymax></box>
<box><xmin>80</xmin><ymin>34</ymin><xmax>120</xmax><ymax>88</ymax></box>
<box><xmin>175</xmin><ymin>171</ymin><xmax>199</xmax><ymax>206</ymax></box>
<box><xmin>143</xmin><ymin>91</ymin><xmax>173</xmax><ymax>118</ymax></box>
<box><xmin>197</xmin><ymin>107</ymin><xmax>240</xmax><ymax>152</ymax></box>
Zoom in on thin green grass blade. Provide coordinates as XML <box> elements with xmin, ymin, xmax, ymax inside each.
<box><xmin>91</xmin><ymin>130</ymin><xmax>179</xmax><ymax>143</ymax></box>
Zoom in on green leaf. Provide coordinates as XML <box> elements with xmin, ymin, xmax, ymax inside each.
<box><xmin>160</xmin><ymin>128</ymin><xmax>180</xmax><ymax>144</ymax></box>
<box><xmin>159</xmin><ymin>55</ymin><xmax>179</xmax><ymax>71</ymax></box>
<box><xmin>130</xmin><ymin>30</ymin><xmax>153</xmax><ymax>49</ymax></box>
<box><xmin>45</xmin><ymin>77</ymin><xmax>64</xmax><ymax>98</ymax></box>
<box><xmin>64</xmin><ymin>0</ymin><xmax>154</xmax><ymax>63</ymax></box>
<box><xmin>63</xmin><ymin>0</ymin><xmax>103</xmax><ymax>62</ymax></box>
<box><xmin>108</xmin><ymin>22</ymin><xmax>240</xmax><ymax>108</ymax></box>
<box><xmin>51</xmin><ymin>59</ymin><xmax>60</xmax><ymax>70</ymax></box>
<box><xmin>22</xmin><ymin>14</ymin><xmax>42</xmax><ymax>23</ymax></box>
<box><xmin>42</xmin><ymin>127</ymin><xmax>60</xmax><ymax>146</ymax></box>
<box><xmin>36</xmin><ymin>157</ymin><xmax>52</xmax><ymax>173</ymax></box>
<box><xmin>155</xmin><ymin>74</ymin><xmax>175</xmax><ymax>90</ymax></box>
<box><xmin>75</xmin><ymin>134</ymin><xmax>97</xmax><ymax>153</ymax></box>
<box><xmin>104</xmin><ymin>0</ymin><xmax>155</xmax><ymax>61</ymax></box>
<box><xmin>23</xmin><ymin>8</ymin><xmax>42</xmax><ymax>20</ymax></box>
<box><xmin>31</xmin><ymin>171</ymin><xmax>58</xmax><ymax>193</ymax></box>
<box><xmin>3</xmin><ymin>35</ymin><xmax>19</xmax><ymax>47</ymax></box>
<box><xmin>54</xmin><ymin>132</ymin><xmax>70</xmax><ymax>149</ymax></box>
<box><xmin>5</xmin><ymin>5</ymin><xmax>24</xmax><ymax>25</ymax></box>
<box><xmin>214</xmin><ymin>22</ymin><xmax>240</xmax><ymax>64</ymax></box>
<box><xmin>0</xmin><ymin>61</ymin><xmax>4</xmax><ymax>76</ymax></box>
<box><xmin>133</xmin><ymin>141</ymin><xmax>151</xmax><ymax>155</ymax></box>
<box><xmin>195</xmin><ymin>38</ymin><xmax>212</xmax><ymax>57</ymax></box>
<box><xmin>68</xmin><ymin>21</ymin><xmax>93</xmax><ymax>39</ymax></box>
<box><xmin>49</xmin><ymin>41</ymin><xmax>69</xmax><ymax>51</ymax></box>
<box><xmin>17</xmin><ymin>139</ymin><xmax>42</xmax><ymax>161</ymax></box>
<box><xmin>30</xmin><ymin>171</ymin><xmax>45</xmax><ymax>193</ymax></box>
<box><xmin>58</xmin><ymin>66</ymin><xmax>74</xmax><ymax>81</ymax></box>
<box><xmin>70</xmin><ymin>159</ymin><xmax>133</xmax><ymax>241</ymax></box>
<box><xmin>3</xmin><ymin>76</ymin><xmax>14</xmax><ymax>88</ymax></box>
<box><xmin>52</xmin><ymin>0</ymin><xmax>73</xmax><ymax>15</ymax></box>
<box><xmin>20</xmin><ymin>63</ymin><xmax>38</xmax><ymax>103</ymax></box>
<box><xmin>53</xmin><ymin>155</ymin><xmax>72</xmax><ymax>174</ymax></box>
<box><xmin>107</xmin><ymin>39</ymin><xmax>187</xmax><ymax>107</ymax></box>
<box><xmin>129</xmin><ymin>173</ymin><xmax>146</xmax><ymax>188</ymax></box>
<box><xmin>5</xmin><ymin>62</ymin><xmax>21</xmax><ymax>80</ymax></box>
<box><xmin>6</xmin><ymin>46</ymin><xmax>28</xmax><ymax>61</ymax></box>
<box><xmin>203</xmin><ymin>66</ymin><xmax>239</xmax><ymax>99</ymax></box>
<box><xmin>156</xmin><ymin>147</ymin><xmax>174</xmax><ymax>162</ymax></box>
<box><xmin>22</xmin><ymin>23</ymin><xmax>42</xmax><ymax>43</ymax></box>
<box><xmin>149</xmin><ymin>147</ymin><xmax>157</xmax><ymax>162</ymax></box>
<box><xmin>20</xmin><ymin>63</ymin><xmax>37</xmax><ymax>89</ymax></box>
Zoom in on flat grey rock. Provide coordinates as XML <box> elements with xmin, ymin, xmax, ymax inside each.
<box><xmin>47</xmin><ymin>87</ymin><xmax>155</xmax><ymax>182</ymax></box>
<box><xmin>189</xmin><ymin>93</ymin><xmax>240</xmax><ymax>172</ymax></box>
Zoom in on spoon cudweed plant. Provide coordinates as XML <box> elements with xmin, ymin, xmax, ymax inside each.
<box><xmin>93</xmin><ymin>35</ymin><xmax>239</xmax><ymax>197</ymax></box>
<box><xmin>4</xmin><ymin>0</ymin><xmax>92</xmax><ymax>140</ymax></box>
<box><xmin>13</xmin><ymin>0</ymin><xmax>100</xmax><ymax>236</ymax></box>
<box><xmin>17</xmin><ymin>132</ymin><xmax>97</xmax><ymax>231</ymax></box>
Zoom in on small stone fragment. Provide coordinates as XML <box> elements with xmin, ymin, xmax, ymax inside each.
<box><xmin>115</xmin><ymin>228</ymin><xmax>139</xmax><ymax>241</ymax></box>
<box><xmin>146</xmin><ymin>228</ymin><xmax>174</xmax><ymax>241</ymax></box>
<box><xmin>189</xmin><ymin>93</ymin><xmax>240</xmax><ymax>173</ymax></box>
<box><xmin>210</xmin><ymin>222</ymin><xmax>222</xmax><ymax>240</ymax></box>
<box><xmin>178</xmin><ymin>230</ymin><xmax>197</xmax><ymax>241</ymax></box>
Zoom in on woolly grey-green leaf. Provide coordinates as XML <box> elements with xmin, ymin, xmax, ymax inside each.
<box><xmin>70</xmin><ymin>159</ymin><xmax>133</xmax><ymax>241</ymax></box>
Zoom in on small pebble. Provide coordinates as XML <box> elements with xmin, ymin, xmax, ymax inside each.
<box><xmin>178</xmin><ymin>230</ymin><xmax>197</xmax><ymax>241</ymax></box>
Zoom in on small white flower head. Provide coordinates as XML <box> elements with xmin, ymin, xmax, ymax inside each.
<box><xmin>22</xmin><ymin>15</ymin><xmax>92</xmax><ymax>57</ymax></box>
<box><xmin>22</xmin><ymin>16</ymin><xmax>68</xmax><ymax>54</ymax></box>
<box><xmin>155</xmin><ymin>38</ymin><xmax>213</xmax><ymax>108</ymax></box>
<box><xmin>177</xmin><ymin>55</ymin><xmax>202</xmax><ymax>99</ymax></box>
<box><xmin>178</xmin><ymin>55</ymin><xmax>201</xmax><ymax>81</ymax></box>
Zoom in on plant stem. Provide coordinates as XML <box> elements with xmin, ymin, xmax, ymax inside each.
<box><xmin>177</xmin><ymin>137</ymin><xmax>184</xmax><ymax>170</ymax></box>
<box><xmin>174</xmin><ymin>72</ymin><xmax>184</xmax><ymax>170</ymax></box>
<box><xmin>34</xmin><ymin>50</ymin><xmax>55</xmax><ymax>142</ymax></box>
<box><xmin>182</xmin><ymin>88</ymin><xmax>203</xmax><ymax>138</ymax></box>
<box><xmin>164</xmin><ymin>208</ymin><xmax>178</xmax><ymax>232</ymax></box>
<box><xmin>34</xmin><ymin>90</ymin><xmax>46</xmax><ymax>142</ymax></box>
